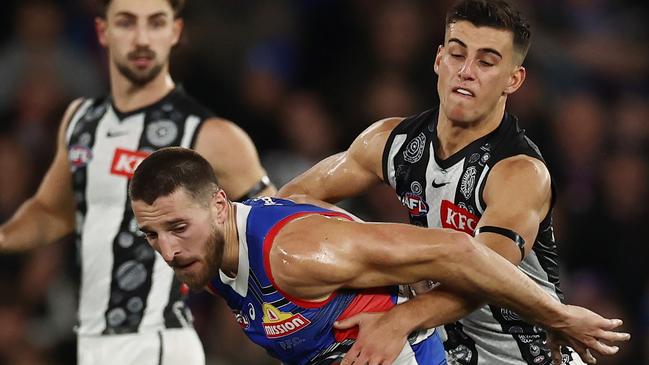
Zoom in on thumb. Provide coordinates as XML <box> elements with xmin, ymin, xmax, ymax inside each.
<box><xmin>334</xmin><ymin>314</ymin><xmax>366</xmax><ymax>329</ymax></box>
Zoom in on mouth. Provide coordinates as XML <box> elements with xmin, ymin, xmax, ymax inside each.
<box><xmin>131</xmin><ymin>57</ymin><xmax>153</xmax><ymax>68</ymax></box>
<box><xmin>172</xmin><ymin>260</ymin><xmax>199</xmax><ymax>272</ymax></box>
<box><xmin>452</xmin><ymin>87</ymin><xmax>475</xmax><ymax>98</ymax></box>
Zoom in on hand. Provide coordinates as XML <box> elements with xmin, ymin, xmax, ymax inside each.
<box><xmin>546</xmin><ymin>304</ymin><xmax>630</xmax><ymax>364</ymax></box>
<box><xmin>335</xmin><ymin>312</ymin><xmax>408</xmax><ymax>365</ymax></box>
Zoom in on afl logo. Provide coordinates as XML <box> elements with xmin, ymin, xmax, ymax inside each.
<box><xmin>68</xmin><ymin>145</ymin><xmax>93</xmax><ymax>167</ymax></box>
<box><xmin>400</xmin><ymin>192</ymin><xmax>429</xmax><ymax>216</ymax></box>
<box><xmin>403</xmin><ymin>133</ymin><xmax>426</xmax><ymax>163</ymax></box>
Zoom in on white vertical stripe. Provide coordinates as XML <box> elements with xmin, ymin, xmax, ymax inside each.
<box><xmin>218</xmin><ymin>203</ymin><xmax>251</xmax><ymax>296</ymax></box>
<box><xmin>425</xmin><ymin>147</ymin><xmax>465</xmax><ymax>229</ymax></box>
<box><xmin>386</xmin><ymin>134</ymin><xmax>407</xmax><ymax>187</ymax></box>
<box><xmin>77</xmin><ymin>109</ymin><xmax>145</xmax><ymax>334</ymax></box>
<box><xmin>139</xmin><ymin>253</ymin><xmax>175</xmax><ymax>331</ymax></box>
<box><xmin>65</xmin><ymin>100</ymin><xmax>93</xmax><ymax>144</ymax></box>
<box><xmin>474</xmin><ymin>165</ymin><xmax>490</xmax><ymax>214</ymax></box>
<box><xmin>181</xmin><ymin>115</ymin><xmax>201</xmax><ymax>148</ymax></box>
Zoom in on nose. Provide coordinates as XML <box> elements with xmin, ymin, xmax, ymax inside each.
<box><xmin>157</xmin><ymin>237</ymin><xmax>179</xmax><ymax>263</ymax></box>
<box><xmin>135</xmin><ymin>24</ymin><xmax>150</xmax><ymax>46</ymax></box>
<box><xmin>458</xmin><ymin>58</ymin><xmax>476</xmax><ymax>80</ymax></box>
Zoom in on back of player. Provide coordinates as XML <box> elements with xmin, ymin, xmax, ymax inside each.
<box><xmin>208</xmin><ymin>197</ymin><xmax>446</xmax><ymax>365</ymax></box>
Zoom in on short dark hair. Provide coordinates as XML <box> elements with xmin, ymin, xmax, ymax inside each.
<box><xmin>129</xmin><ymin>147</ymin><xmax>219</xmax><ymax>206</ymax></box>
<box><xmin>100</xmin><ymin>0</ymin><xmax>186</xmax><ymax>18</ymax></box>
<box><xmin>446</xmin><ymin>0</ymin><xmax>531</xmax><ymax>63</ymax></box>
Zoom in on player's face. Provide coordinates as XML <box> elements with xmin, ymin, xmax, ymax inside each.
<box><xmin>435</xmin><ymin>21</ymin><xmax>525</xmax><ymax>124</ymax></box>
<box><xmin>132</xmin><ymin>189</ymin><xmax>223</xmax><ymax>291</ymax></box>
<box><xmin>96</xmin><ymin>0</ymin><xmax>183</xmax><ymax>86</ymax></box>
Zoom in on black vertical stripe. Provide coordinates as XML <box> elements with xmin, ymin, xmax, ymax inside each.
<box><xmin>158</xmin><ymin>330</ymin><xmax>164</xmax><ymax>365</ymax></box>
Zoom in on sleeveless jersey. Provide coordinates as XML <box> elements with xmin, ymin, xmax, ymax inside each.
<box><xmin>209</xmin><ymin>197</ymin><xmax>446</xmax><ymax>365</ymax></box>
<box><xmin>65</xmin><ymin>87</ymin><xmax>211</xmax><ymax>335</ymax></box>
<box><xmin>382</xmin><ymin>109</ymin><xmax>577</xmax><ymax>365</ymax></box>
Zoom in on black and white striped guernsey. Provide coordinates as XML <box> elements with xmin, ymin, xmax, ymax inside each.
<box><xmin>382</xmin><ymin>108</ymin><xmax>580</xmax><ymax>365</ymax></box>
<box><xmin>65</xmin><ymin>87</ymin><xmax>211</xmax><ymax>335</ymax></box>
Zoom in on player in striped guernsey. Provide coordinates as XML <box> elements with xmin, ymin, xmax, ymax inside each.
<box><xmin>131</xmin><ymin>148</ymin><xmax>627</xmax><ymax>365</ymax></box>
<box><xmin>279</xmin><ymin>1</ymin><xmax>630</xmax><ymax>364</ymax></box>
<box><xmin>0</xmin><ymin>0</ymin><xmax>274</xmax><ymax>364</ymax></box>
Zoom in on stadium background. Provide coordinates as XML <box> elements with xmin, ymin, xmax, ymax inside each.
<box><xmin>0</xmin><ymin>0</ymin><xmax>647</xmax><ymax>363</ymax></box>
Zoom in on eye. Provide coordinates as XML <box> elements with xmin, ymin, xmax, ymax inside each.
<box><xmin>479</xmin><ymin>60</ymin><xmax>494</xmax><ymax>67</ymax></box>
<box><xmin>150</xmin><ymin>18</ymin><xmax>166</xmax><ymax>28</ymax></box>
<box><xmin>115</xmin><ymin>18</ymin><xmax>134</xmax><ymax>28</ymax></box>
<box><xmin>451</xmin><ymin>54</ymin><xmax>464</xmax><ymax>59</ymax></box>
<box><xmin>172</xmin><ymin>225</ymin><xmax>187</xmax><ymax>234</ymax></box>
<box><xmin>144</xmin><ymin>232</ymin><xmax>158</xmax><ymax>241</ymax></box>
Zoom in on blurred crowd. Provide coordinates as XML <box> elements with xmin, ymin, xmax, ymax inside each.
<box><xmin>0</xmin><ymin>0</ymin><xmax>647</xmax><ymax>364</ymax></box>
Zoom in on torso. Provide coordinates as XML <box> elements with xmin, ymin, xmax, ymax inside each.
<box><xmin>383</xmin><ymin>108</ymin><xmax>569</xmax><ymax>365</ymax></box>
<box><xmin>66</xmin><ymin>87</ymin><xmax>212</xmax><ymax>335</ymax></box>
<box><xmin>209</xmin><ymin>197</ymin><xmax>444</xmax><ymax>365</ymax></box>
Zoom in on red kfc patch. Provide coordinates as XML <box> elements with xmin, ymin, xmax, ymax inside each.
<box><xmin>110</xmin><ymin>148</ymin><xmax>150</xmax><ymax>179</ymax></box>
<box><xmin>440</xmin><ymin>200</ymin><xmax>480</xmax><ymax>235</ymax></box>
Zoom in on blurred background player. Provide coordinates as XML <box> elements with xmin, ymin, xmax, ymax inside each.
<box><xmin>0</xmin><ymin>0</ymin><xmax>274</xmax><ymax>364</ymax></box>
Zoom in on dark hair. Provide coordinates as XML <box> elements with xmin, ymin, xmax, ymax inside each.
<box><xmin>129</xmin><ymin>147</ymin><xmax>219</xmax><ymax>206</ymax></box>
<box><xmin>100</xmin><ymin>0</ymin><xmax>186</xmax><ymax>18</ymax></box>
<box><xmin>446</xmin><ymin>0</ymin><xmax>531</xmax><ymax>63</ymax></box>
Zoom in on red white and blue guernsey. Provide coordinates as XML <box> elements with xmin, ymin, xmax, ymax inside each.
<box><xmin>207</xmin><ymin>197</ymin><xmax>446</xmax><ymax>365</ymax></box>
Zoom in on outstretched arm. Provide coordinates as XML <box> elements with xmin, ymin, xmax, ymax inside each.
<box><xmin>334</xmin><ymin>156</ymin><xmax>628</xmax><ymax>364</ymax></box>
<box><xmin>0</xmin><ymin>99</ymin><xmax>82</xmax><ymax>253</ymax></box>
<box><xmin>278</xmin><ymin>117</ymin><xmax>402</xmax><ymax>202</ymax></box>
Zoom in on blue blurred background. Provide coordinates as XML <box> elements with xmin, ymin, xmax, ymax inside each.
<box><xmin>0</xmin><ymin>0</ymin><xmax>647</xmax><ymax>364</ymax></box>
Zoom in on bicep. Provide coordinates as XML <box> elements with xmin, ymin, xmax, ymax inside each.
<box><xmin>477</xmin><ymin>156</ymin><xmax>552</xmax><ymax>263</ymax></box>
<box><xmin>194</xmin><ymin>119</ymin><xmax>271</xmax><ymax>200</ymax></box>
<box><xmin>278</xmin><ymin>118</ymin><xmax>402</xmax><ymax>202</ymax></box>
<box><xmin>33</xmin><ymin>100</ymin><xmax>81</xmax><ymax>218</ymax></box>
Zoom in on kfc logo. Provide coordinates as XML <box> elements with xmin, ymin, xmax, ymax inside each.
<box><xmin>440</xmin><ymin>200</ymin><xmax>479</xmax><ymax>235</ymax></box>
<box><xmin>400</xmin><ymin>192</ymin><xmax>429</xmax><ymax>216</ymax></box>
<box><xmin>111</xmin><ymin>148</ymin><xmax>150</xmax><ymax>179</ymax></box>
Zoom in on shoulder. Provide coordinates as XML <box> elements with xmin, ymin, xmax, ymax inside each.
<box><xmin>195</xmin><ymin>118</ymin><xmax>254</xmax><ymax>147</ymax></box>
<box><xmin>485</xmin><ymin>155</ymin><xmax>551</xmax><ymax>205</ymax></box>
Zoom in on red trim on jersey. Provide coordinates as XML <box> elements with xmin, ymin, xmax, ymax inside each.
<box><xmin>262</xmin><ymin>211</ymin><xmax>353</xmax><ymax>309</ymax></box>
<box><xmin>205</xmin><ymin>282</ymin><xmax>220</xmax><ymax>296</ymax></box>
<box><xmin>333</xmin><ymin>288</ymin><xmax>396</xmax><ymax>342</ymax></box>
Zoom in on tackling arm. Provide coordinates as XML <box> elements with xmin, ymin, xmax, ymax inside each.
<box><xmin>278</xmin><ymin>118</ymin><xmax>402</xmax><ymax>203</ymax></box>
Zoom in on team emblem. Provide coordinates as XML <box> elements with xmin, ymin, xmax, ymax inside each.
<box><xmin>262</xmin><ymin>303</ymin><xmax>311</xmax><ymax>338</ymax></box>
<box><xmin>468</xmin><ymin>153</ymin><xmax>480</xmax><ymax>164</ymax></box>
<box><xmin>460</xmin><ymin>166</ymin><xmax>477</xmax><ymax>200</ymax></box>
<box><xmin>403</xmin><ymin>133</ymin><xmax>426</xmax><ymax>163</ymax></box>
<box><xmin>146</xmin><ymin>120</ymin><xmax>178</xmax><ymax>147</ymax></box>
<box><xmin>410</xmin><ymin>181</ymin><xmax>423</xmax><ymax>195</ymax></box>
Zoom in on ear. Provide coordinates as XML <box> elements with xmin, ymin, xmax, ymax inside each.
<box><xmin>503</xmin><ymin>66</ymin><xmax>526</xmax><ymax>95</ymax></box>
<box><xmin>433</xmin><ymin>45</ymin><xmax>443</xmax><ymax>75</ymax></box>
<box><xmin>212</xmin><ymin>189</ymin><xmax>229</xmax><ymax>224</ymax></box>
<box><xmin>95</xmin><ymin>17</ymin><xmax>108</xmax><ymax>47</ymax></box>
<box><xmin>171</xmin><ymin>18</ymin><xmax>184</xmax><ymax>46</ymax></box>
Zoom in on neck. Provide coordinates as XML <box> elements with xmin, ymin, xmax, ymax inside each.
<box><xmin>436</xmin><ymin>99</ymin><xmax>506</xmax><ymax>159</ymax></box>
<box><xmin>220</xmin><ymin>202</ymin><xmax>239</xmax><ymax>277</ymax></box>
<box><xmin>109</xmin><ymin>62</ymin><xmax>175</xmax><ymax>113</ymax></box>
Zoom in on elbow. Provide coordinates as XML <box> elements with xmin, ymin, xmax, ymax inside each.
<box><xmin>442</xmin><ymin>230</ymin><xmax>480</xmax><ymax>264</ymax></box>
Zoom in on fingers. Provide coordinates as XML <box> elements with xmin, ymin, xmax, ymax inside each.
<box><xmin>340</xmin><ymin>345</ymin><xmax>361</xmax><ymax>365</ymax></box>
<box><xmin>597</xmin><ymin>330</ymin><xmax>631</xmax><ymax>343</ymax></box>
<box><xmin>334</xmin><ymin>314</ymin><xmax>366</xmax><ymax>330</ymax></box>
<box><xmin>588</xmin><ymin>341</ymin><xmax>619</xmax><ymax>356</ymax></box>
<box><xmin>574</xmin><ymin>346</ymin><xmax>597</xmax><ymax>364</ymax></box>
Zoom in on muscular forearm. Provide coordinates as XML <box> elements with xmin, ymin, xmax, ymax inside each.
<box><xmin>445</xmin><ymin>239</ymin><xmax>565</xmax><ymax>327</ymax></box>
<box><xmin>0</xmin><ymin>198</ymin><xmax>74</xmax><ymax>253</ymax></box>
<box><xmin>402</xmin><ymin>288</ymin><xmax>482</xmax><ymax>332</ymax></box>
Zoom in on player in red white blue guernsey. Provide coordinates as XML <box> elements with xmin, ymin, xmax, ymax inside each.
<box><xmin>130</xmin><ymin>148</ymin><xmax>627</xmax><ymax>365</ymax></box>
<box><xmin>205</xmin><ymin>197</ymin><xmax>444</xmax><ymax>365</ymax></box>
